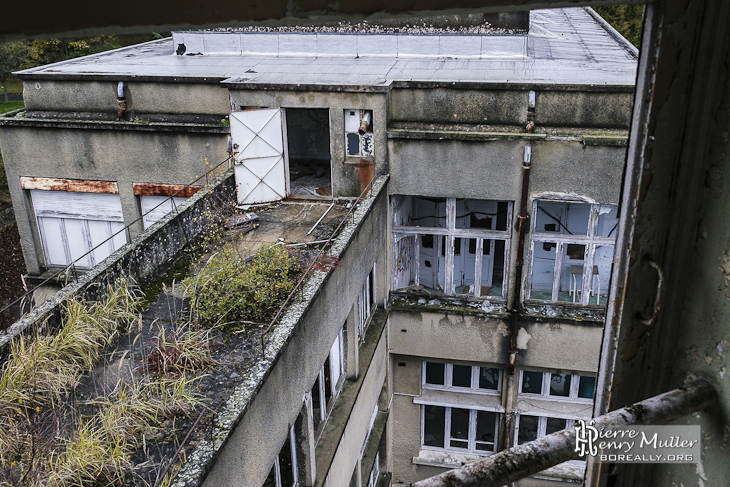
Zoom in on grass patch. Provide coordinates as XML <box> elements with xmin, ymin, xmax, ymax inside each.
<box><xmin>184</xmin><ymin>244</ymin><xmax>302</xmax><ymax>330</ymax></box>
<box><xmin>0</xmin><ymin>100</ymin><xmax>23</xmax><ymax>114</ymax></box>
<box><xmin>0</xmin><ymin>281</ymin><xmax>206</xmax><ymax>486</ymax></box>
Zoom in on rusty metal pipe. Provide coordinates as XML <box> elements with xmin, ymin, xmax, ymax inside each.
<box><xmin>358</xmin><ymin>111</ymin><xmax>372</xmax><ymax>135</ymax></box>
<box><xmin>412</xmin><ymin>379</ymin><xmax>716</xmax><ymax>487</ymax></box>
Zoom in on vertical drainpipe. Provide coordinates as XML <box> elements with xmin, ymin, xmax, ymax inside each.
<box><xmin>116</xmin><ymin>81</ymin><xmax>126</xmax><ymax>120</ymax></box>
<box><xmin>504</xmin><ymin>142</ymin><xmax>532</xmax><ymax>450</ymax></box>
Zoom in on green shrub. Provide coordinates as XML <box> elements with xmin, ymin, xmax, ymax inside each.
<box><xmin>186</xmin><ymin>245</ymin><xmax>301</xmax><ymax>329</ymax></box>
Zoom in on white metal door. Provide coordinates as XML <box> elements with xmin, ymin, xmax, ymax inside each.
<box><xmin>230</xmin><ymin>109</ymin><xmax>289</xmax><ymax>204</ymax></box>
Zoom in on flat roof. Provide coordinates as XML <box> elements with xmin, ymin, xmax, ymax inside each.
<box><xmin>16</xmin><ymin>8</ymin><xmax>637</xmax><ymax>87</ymax></box>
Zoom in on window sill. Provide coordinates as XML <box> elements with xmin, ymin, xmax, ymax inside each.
<box><xmin>389</xmin><ymin>293</ymin><xmax>509</xmax><ymax>317</ymax></box>
<box><xmin>344</xmin><ymin>157</ymin><xmax>374</xmax><ymax>165</ymax></box>
<box><xmin>522</xmin><ymin>301</ymin><xmax>606</xmax><ymax>324</ymax></box>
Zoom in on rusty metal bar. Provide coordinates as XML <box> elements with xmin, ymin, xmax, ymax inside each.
<box><xmin>412</xmin><ymin>379</ymin><xmax>716</xmax><ymax>487</ymax></box>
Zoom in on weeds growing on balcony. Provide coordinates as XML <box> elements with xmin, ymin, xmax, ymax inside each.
<box><xmin>0</xmin><ymin>281</ymin><xmax>204</xmax><ymax>486</ymax></box>
<box><xmin>185</xmin><ymin>244</ymin><xmax>302</xmax><ymax>329</ymax></box>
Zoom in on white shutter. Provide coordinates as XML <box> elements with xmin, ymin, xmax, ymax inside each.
<box><xmin>31</xmin><ymin>190</ymin><xmax>127</xmax><ymax>268</ymax></box>
<box><xmin>230</xmin><ymin>109</ymin><xmax>289</xmax><ymax>204</ymax></box>
<box><xmin>140</xmin><ymin>195</ymin><xmax>188</xmax><ymax>229</ymax></box>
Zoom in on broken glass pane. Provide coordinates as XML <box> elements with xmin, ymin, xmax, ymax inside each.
<box><xmin>549</xmin><ymin>373</ymin><xmax>572</xmax><ymax>397</ymax></box>
<box><xmin>530</xmin><ymin>242</ymin><xmax>556</xmax><ymax>300</ymax></box>
<box><xmin>479</xmin><ymin>367</ymin><xmax>500</xmax><ymax>390</ymax></box>
<box><xmin>535</xmin><ymin>202</ymin><xmax>590</xmax><ymax>236</ymax></box>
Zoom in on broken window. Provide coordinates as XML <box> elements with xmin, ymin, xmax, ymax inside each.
<box><xmin>311</xmin><ymin>327</ymin><xmax>345</xmax><ymax>432</ymax></box>
<box><xmin>528</xmin><ymin>201</ymin><xmax>617</xmax><ymax>305</ymax></box>
<box><xmin>518</xmin><ymin>370</ymin><xmax>596</xmax><ymax>401</ymax></box>
<box><xmin>422</xmin><ymin>405</ymin><xmax>500</xmax><ymax>454</ymax></box>
<box><xmin>264</xmin><ymin>425</ymin><xmax>298</xmax><ymax>487</ymax></box>
<box><xmin>393</xmin><ymin>196</ymin><xmax>512</xmax><ymax>299</ymax></box>
<box><xmin>423</xmin><ymin>361</ymin><xmax>502</xmax><ymax>393</ymax></box>
<box><xmin>356</xmin><ymin>264</ymin><xmax>377</xmax><ymax>341</ymax></box>
<box><xmin>345</xmin><ymin>109</ymin><xmax>374</xmax><ymax>157</ymax></box>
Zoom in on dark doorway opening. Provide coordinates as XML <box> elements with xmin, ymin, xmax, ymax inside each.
<box><xmin>285</xmin><ymin>109</ymin><xmax>332</xmax><ymax>198</ymax></box>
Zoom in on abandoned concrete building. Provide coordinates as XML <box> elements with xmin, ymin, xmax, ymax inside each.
<box><xmin>0</xmin><ymin>7</ymin><xmax>643</xmax><ymax>487</ymax></box>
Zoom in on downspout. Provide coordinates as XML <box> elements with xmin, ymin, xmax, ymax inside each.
<box><xmin>504</xmin><ymin>143</ymin><xmax>532</xmax><ymax>450</ymax></box>
<box><xmin>116</xmin><ymin>81</ymin><xmax>126</xmax><ymax>120</ymax></box>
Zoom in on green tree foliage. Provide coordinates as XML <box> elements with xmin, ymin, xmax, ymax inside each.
<box><xmin>595</xmin><ymin>5</ymin><xmax>645</xmax><ymax>48</ymax></box>
<box><xmin>0</xmin><ymin>41</ymin><xmax>30</xmax><ymax>102</ymax></box>
<box><xmin>186</xmin><ymin>245</ymin><xmax>302</xmax><ymax>329</ymax></box>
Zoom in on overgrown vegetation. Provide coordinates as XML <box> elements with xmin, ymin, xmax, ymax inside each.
<box><xmin>185</xmin><ymin>245</ymin><xmax>302</xmax><ymax>329</ymax></box>
<box><xmin>0</xmin><ymin>282</ymin><xmax>205</xmax><ymax>486</ymax></box>
<box><xmin>595</xmin><ymin>5</ymin><xmax>645</xmax><ymax>48</ymax></box>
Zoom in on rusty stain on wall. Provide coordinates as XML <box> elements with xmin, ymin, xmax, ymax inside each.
<box><xmin>133</xmin><ymin>183</ymin><xmax>203</xmax><ymax>198</ymax></box>
<box><xmin>20</xmin><ymin>176</ymin><xmax>119</xmax><ymax>194</ymax></box>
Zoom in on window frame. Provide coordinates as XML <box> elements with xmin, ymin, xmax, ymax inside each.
<box><xmin>357</xmin><ymin>263</ymin><xmax>377</xmax><ymax>341</ymax></box>
<box><xmin>392</xmin><ymin>196</ymin><xmax>512</xmax><ymax>300</ymax></box>
<box><xmin>527</xmin><ymin>200</ymin><xmax>617</xmax><ymax>306</ymax></box>
<box><xmin>514</xmin><ymin>413</ymin><xmax>577</xmax><ymax>446</ymax></box>
<box><xmin>517</xmin><ymin>370</ymin><xmax>596</xmax><ymax>402</ymax></box>
<box><xmin>310</xmin><ymin>327</ymin><xmax>345</xmax><ymax>434</ymax></box>
<box><xmin>422</xmin><ymin>361</ymin><xmax>502</xmax><ymax>395</ymax></box>
<box><xmin>344</xmin><ymin>108</ymin><xmax>374</xmax><ymax>158</ymax></box>
<box><xmin>421</xmin><ymin>404</ymin><xmax>500</xmax><ymax>454</ymax></box>
<box><xmin>265</xmin><ymin>425</ymin><xmax>299</xmax><ymax>487</ymax></box>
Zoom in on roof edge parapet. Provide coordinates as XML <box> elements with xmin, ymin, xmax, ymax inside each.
<box><xmin>170</xmin><ymin>31</ymin><xmax>527</xmax><ymax>59</ymax></box>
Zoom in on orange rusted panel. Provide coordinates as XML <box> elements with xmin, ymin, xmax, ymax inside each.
<box><xmin>132</xmin><ymin>183</ymin><xmax>203</xmax><ymax>198</ymax></box>
<box><xmin>19</xmin><ymin>177</ymin><xmax>119</xmax><ymax>194</ymax></box>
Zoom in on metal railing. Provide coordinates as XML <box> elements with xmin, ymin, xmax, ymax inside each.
<box><xmin>0</xmin><ymin>155</ymin><xmax>234</xmax><ymax>327</ymax></box>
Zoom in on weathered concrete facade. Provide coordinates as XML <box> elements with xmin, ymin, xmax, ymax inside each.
<box><xmin>0</xmin><ymin>7</ymin><xmax>637</xmax><ymax>487</ymax></box>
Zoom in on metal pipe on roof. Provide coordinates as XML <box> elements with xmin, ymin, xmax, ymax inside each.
<box><xmin>307</xmin><ymin>202</ymin><xmax>335</xmax><ymax>236</ymax></box>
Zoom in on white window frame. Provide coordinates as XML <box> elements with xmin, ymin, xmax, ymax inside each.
<box><xmin>268</xmin><ymin>425</ymin><xmax>299</xmax><ymax>487</ymax></box>
<box><xmin>421</xmin><ymin>405</ymin><xmax>500</xmax><ymax>454</ymax></box>
<box><xmin>310</xmin><ymin>327</ymin><xmax>345</xmax><ymax>431</ymax></box>
<box><xmin>527</xmin><ymin>200</ymin><xmax>617</xmax><ymax>305</ymax></box>
<box><xmin>514</xmin><ymin>414</ymin><xmax>577</xmax><ymax>446</ymax></box>
<box><xmin>423</xmin><ymin>361</ymin><xmax>502</xmax><ymax>395</ymax></box>
<box><xmin>367</xmin><ymin>451</ymin><xmax>380</xmax><ymax>487</ymax></box>
<box><xmin>357</xmin><ymin>263</ymin><xmax>377</xmax><ymax>340</ymax></box>
<box><xmin>517</xmin><ymin>370</ymin><xmax>596</xmax><ymax>402</ymax></box>
<box><xmin>345</xmin><ymin>109</ymin><xmax>374</xmax><ymax>158</ymax></box>
<box><xmin>392</xmin><ymin>196</ymin><xmax>512</xmax><ymax>300</ymax></box>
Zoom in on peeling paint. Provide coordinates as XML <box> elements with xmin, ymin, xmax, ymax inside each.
<box><xmin>516</xmin><ymin>328</ymin><xmax>531</xmax><ymax>350</ymax></box>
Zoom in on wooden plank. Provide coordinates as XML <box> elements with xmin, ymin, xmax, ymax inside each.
<box><xmin>133</xmin><ymin>183</ymin><xmax>202</xmax><ymax>198</ymax></box>
<box><xmin>20</xmin><ymin>177</ymin><xmax>119</xmax><ymax>194</ymax></box>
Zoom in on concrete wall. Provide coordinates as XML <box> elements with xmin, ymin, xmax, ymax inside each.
<box><xmin>388</xmin><ymin>138</ymin><xmax>524</xmax><ymax>200</ymax></box>
<box><xmin>390</xmin><ymin>86</ymin><xmax>633</xmax><ymax>129</ymax></box>
<box><xmin>0</xmin><ymin>122</ymin><xmax>228</xmax><ymax>274</ymax></box>
<box><xmin>228</xmin><ymin>89</ymin><xmax>388</xmax><ymax>198</ymax></box>
<box><xmin>192</xmin><ymin>177</ymin><xmax>389</xmax><ymax>487</ymax></box>
<box><xmin>530</xmin><ymin>141</ymin><xmax>625</xmax><ymax>205</ymax></box>
<box><xmin>23</xmin><ymin>80</ymin><xmax>230</xmax><ymax>116</ymax></box>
